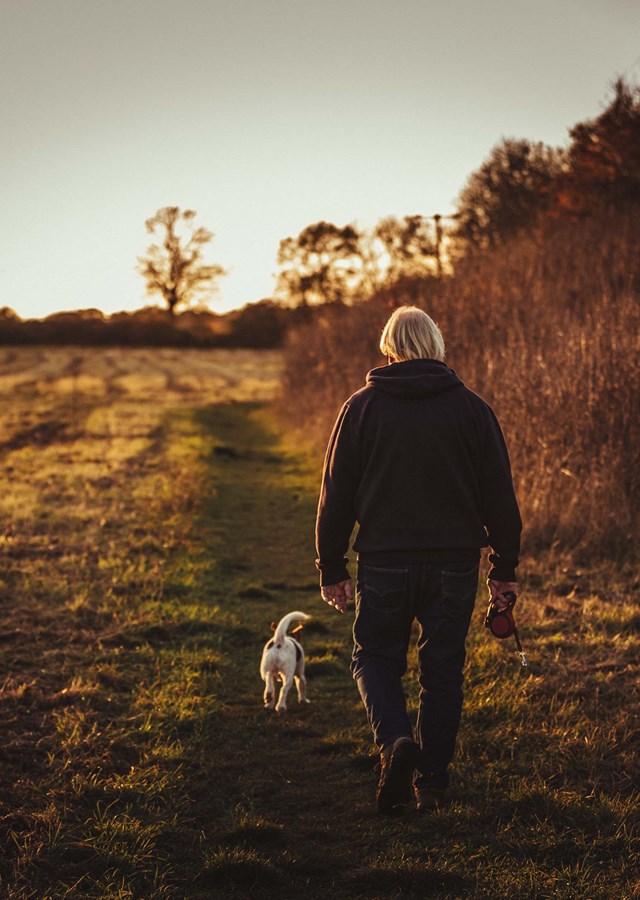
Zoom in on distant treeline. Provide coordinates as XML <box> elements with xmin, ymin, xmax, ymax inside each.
<box><xmin>273</xmin><ymin>79</ymin><xmax>640</xmax><ymax>307</ymax></box>
<box><xmin>4</xmin><ymin>77</ymin><xmax>639</xmax><ymax>354</ymax></box>
<box><xmin>0</xmin><ymin>301</ymin><xmax>311</xmax><ymax>349</ymax></box>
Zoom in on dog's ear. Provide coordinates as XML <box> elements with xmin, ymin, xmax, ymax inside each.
<box><xmin>290</xmin><ymin>624</ymin><xmax>304</xmax><ymax>635</ymax></box>
<box><xmin>270</xmin><ymin>621</ymin><xmax>277</xmax><ymax>631</ymax></box>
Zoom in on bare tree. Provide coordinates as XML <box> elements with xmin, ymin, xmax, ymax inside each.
<box><xmin>275</xmin><ymin>221</ymin><xmax>363</xmax><ymax>306</ymax></box>
<box><xmin>137</xmin><ymin>207</ymin><xmax>226</xmax><ymax>315</ymax></box>
<box><xmin>375</xmin><ymin>215</ymin><xmax>437</xmax><ymax>281</ymax></box>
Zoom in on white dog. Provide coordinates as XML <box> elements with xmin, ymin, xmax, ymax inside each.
<box><xmin>260</xmin><ymin>611</ymin><xmax>310</xmax><ymax>714</ymax></box>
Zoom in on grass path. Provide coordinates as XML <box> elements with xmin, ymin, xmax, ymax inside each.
<box><xmin>1</xmin><ymin>393</ymin><xmax>639</xmax><ymax>898</ymax></box>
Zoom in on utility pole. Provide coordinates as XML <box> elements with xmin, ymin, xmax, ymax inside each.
<box><xmin>429</xmin><ymin>213</ymin><xmax>459</xmax><ymax>277</ymax></box>
<box><xmin>433</xmin><ymin>215</ymin><xmax>443</xmax><ymax>278</ymax></box>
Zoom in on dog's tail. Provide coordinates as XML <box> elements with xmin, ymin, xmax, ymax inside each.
<box><xmin>273</xmin><ymin>611</ymin><xmax>310</xmax><ymax>647</ymax></box>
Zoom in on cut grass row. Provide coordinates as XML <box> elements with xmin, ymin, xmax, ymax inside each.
<box><xmin>1</xmin><ymin>385</ymin><xmax>639</xmax><ymax>897</ymax></box>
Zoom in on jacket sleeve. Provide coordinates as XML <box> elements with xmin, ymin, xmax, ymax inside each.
<box><xmin>479</xmin><ymin>405</ymin><xmax>522</xmax><ymax>582</ymax></box>
<box><xmin>315</xmin><ymin>401</ymin><xmax>360</xmax><ymax>586</ymax></box>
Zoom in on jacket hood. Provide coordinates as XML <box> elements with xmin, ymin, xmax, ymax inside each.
<box><xmin>366</xmin><ymin>358</ymin><xmax>463</xmax><ymax>398</ymax></box>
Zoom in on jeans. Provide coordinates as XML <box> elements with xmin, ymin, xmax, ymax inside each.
<box><xmin>351</xmin><ymin>559</ymin><xmax>479</xmax><ymax>790</ymax></box>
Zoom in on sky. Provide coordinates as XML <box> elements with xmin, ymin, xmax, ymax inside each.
<box><xmin>1</xmin><ymin>0</ymin><xmax>639</xmax><ymax>319</ymax></box>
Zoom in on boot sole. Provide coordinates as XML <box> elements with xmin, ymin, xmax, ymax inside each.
<box><xmin>415</xmin><ymin>788</ymin><xmax>446</xmax><ymax>812</ymax></box>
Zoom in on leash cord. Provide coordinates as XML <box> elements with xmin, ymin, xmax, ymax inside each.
<box><xmin>513</xmin><ymin>627</ymin><xmax>527</xmax><ymax>667</ymax></box>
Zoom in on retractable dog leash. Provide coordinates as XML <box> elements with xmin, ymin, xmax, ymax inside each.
<box><xmin>484</xmin><ymin>590</ymin><xmax>527</xmax><ymax>667</ymax></box>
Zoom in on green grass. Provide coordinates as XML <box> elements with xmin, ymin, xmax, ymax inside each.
<box><xmin>1</xmin><ymin>350</ymin><xmax>639</xmax><ymax>898</ymax></box>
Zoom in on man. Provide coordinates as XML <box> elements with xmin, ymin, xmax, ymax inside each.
<box><xmin>315</xmin><ymin>305</ymin><xmax>522</xmax><ymax>815</ymax></box>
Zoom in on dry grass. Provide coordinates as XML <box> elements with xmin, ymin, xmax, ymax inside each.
<box><xmin>0</xmin><ymin>346</ymin><xmax>639</xmax><ymax>898</ymax></box>
<box><xmin>278</xmin><ymin>206</ymin><xmax>640</xmax><ymax>562</ymax></box>
<box><xmin>0</xmin><ymin>346</ymin><xmax>282</xmax><ymax>896</ymax></box>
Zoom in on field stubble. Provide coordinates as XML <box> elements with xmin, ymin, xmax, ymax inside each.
<box><xmin>0</xmin><ymin>346</ymin><xmax>638</xmax><ymax>898</ymax></box>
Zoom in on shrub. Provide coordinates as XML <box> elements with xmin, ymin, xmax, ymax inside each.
<box><xmin>277</xmin><ymin>206</ymin><xmax>640</xmax><ymax>561</ymax></box>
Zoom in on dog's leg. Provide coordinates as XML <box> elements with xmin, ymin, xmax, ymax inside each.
<box><xmin>275</xmin><ymin>675</ymin><xmax>294</xmax><ymax>715</ymax></box>
<box><xmin>295</xmin><ymin>656</ymin><xmax>310</xmax><ymax>705</ymax></box>
<box><xmin>295</xmin><ymin>673</ymin><xmax>310</xmax><ymax>705</ymax></box>
<box><xmin>264</xmin><ymin>672</ymin><xmax>276</xmax><ymax>709</ymax></box>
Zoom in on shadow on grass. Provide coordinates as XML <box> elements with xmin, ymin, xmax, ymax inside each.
<box><xmin>7</xmin><ymin>398</ymin><xmax>638</xmax><ymax>898</ymax></box>
<box><xmin>347</xmin><ymin>865</ymin><xmax>473</xmax><ymax>896</ymax></box>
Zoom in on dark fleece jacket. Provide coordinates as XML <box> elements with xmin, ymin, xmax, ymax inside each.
<box><xmin>315</xmin><ymin>359</ymin><xmax>522</xmax><ymax>586</ymax></box>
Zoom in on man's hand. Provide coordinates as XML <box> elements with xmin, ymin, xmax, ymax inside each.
<box><xmin>487</xmin><ymin>579</ymin><xmax>518</xmax><ymax>610</ymax></box>
<box><xmin>321</xmin><ymin>579</ymin><xmax>352</xmax><ymax>614</ymax></box>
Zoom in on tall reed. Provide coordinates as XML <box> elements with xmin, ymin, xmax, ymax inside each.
<box><xmin>278</xmin><ymin>207</ymin><xmax>640</xmax><ymax>561</ymax></box>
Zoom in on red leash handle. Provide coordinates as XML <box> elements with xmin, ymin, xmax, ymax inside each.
<box><xmin>485</xmin><ymin>591</ymin><xmax>527</xmax><ymax>666</ymax></box>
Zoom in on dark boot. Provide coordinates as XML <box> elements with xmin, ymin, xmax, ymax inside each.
<box><xmin>376</xmin><ymin>737</ymin><xmax>421</xmax><ymax>815</ymax></box>
<box><xmin>415</xmin><ymin>784</ymin><xmax>447</xmax><ymax>812</ymax></box>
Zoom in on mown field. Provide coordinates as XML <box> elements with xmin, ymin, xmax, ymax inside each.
<box><xmin>0</xmin><ymin>346</ymin><xmax>639</xmax><ymax>899</ymax></box>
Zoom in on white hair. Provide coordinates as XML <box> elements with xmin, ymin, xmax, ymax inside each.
<box><xmin>379</xmin><ymin>306</ymin><xmax>445</xmax><ymax>362</ymax></box>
